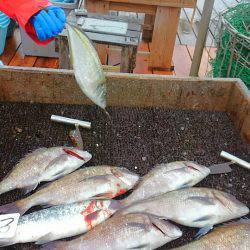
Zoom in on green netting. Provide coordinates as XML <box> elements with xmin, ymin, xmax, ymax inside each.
<box><xmin>211</xmin><ymin>3</ymin><xmax>250</xmax><ymax>87</ymax></box>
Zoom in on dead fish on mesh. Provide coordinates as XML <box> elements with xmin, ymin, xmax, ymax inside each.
<box><xmin>174</xmin><ymin>219</ymin><xmax>250</xmax><ymax>250</ymax></box>
<box><xmin>41</xmin><ymin>213</ymin><xmax>182</xmax><ymax>250</ymax></box>
<box><xmin>0</xmin><ymin>166</ymin><xmax>139</xmax><ymax>215</ymax></box>
<box><xmin>120</xmin><ymin>187</ymin><xmax>249</xmax><ymax>236</ymax></box>
<box><xmin>0</xmin><ymin>147</ymin><xmax>92</xmax><ymax>195</ymax></box>
<box><xmin>122</xmin><ymin>161</ymin><xmax>211</xmax><ymax>206</ymax></box>
<box><xmin>0</xmin><ymin>199</ymin><xmax>119</xmax><ymax>246</ymax></box>
<box><xmin>67</xmin><ymin>24</ymin><xmax>106</xmax><ymax>109</ymax></box>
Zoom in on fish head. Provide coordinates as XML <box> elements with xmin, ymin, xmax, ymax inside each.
<box><xmin>182</xmin><ymin>161</ymin><xmax>210</xmax><ymax>178</ymax></box>
<box><xmin>63</xmin><ymin>147</ymin><xmax>92</xmax><ymax>164</ymax></box>
<box><xmin>212</xmin><ymin>190</ymin><xmax>249</xmax><ymax>219</ymax></box>
<box><xmin>111</xmin><ymin>167</ymin><xmax>139</xmax><ymax>189</ymax></box>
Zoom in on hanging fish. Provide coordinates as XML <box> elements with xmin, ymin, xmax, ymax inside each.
<box><xmin>67</xmin><ymin>24</ymin><xmax>107</xmax><ymax>109</ymax></box>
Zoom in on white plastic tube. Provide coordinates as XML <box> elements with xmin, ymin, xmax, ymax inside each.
<box><xmin>51</xmin><ymin>115</ymin><xmax>91</xmax><ymax>129</ymax></box>
<box><xmin>220</xmin><ymin>151</ymin><xmax>250</xmax><ymax>170</ymax></box>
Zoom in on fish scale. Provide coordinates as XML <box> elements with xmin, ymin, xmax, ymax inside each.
<box><xmin>0</xmin><ymin>200</ymin><xmax>117</xmax><ymax>246</ymax></box>
<box><xmin>0</xmin><ymin>166</ymin><xmax>139</xmax><ymax>216</ymax></box>
<box><xmin>121</xmin><ymin>188</ymin><xmax>249</xmax><ymax>229</ymax></box>
<box><xmin>0</xmin><ymin>147</ymin><xmax>92</xmax><ymax>195</ymax></box>
<box><xmin>174</xmin><ymin>220</ymin><xmax>250</xmax><ymax>249</ymax></box>
<box><xmin>41</xmin><ymin>213</ymin><xmax>183</xmax><ymax>250</ymax></box>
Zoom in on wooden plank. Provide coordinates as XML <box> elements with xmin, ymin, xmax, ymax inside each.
<box><xmin>142</xmin><ymin>14</ymin><xmax>155</xmax><ymax>42</ymax></box>
<box><xmin>187</xmin><ymin>45</ymin><xmax>216</xmax><ymax>77</ymax></box>
<box><xmin>153</xmin><ymin>69</ymin><xmax>173</xmax><ymax>75</ymax></box>
<box><xmin>85</xmin><ymin>0</ymin><xmax>110</xmax><ymax>64</ymax></box>
<box><xmin>34</xmin><ymin>58</ymin><xmax>59</xmax><ymax>69</ymax></box>
<box><xmin>0</xmin><ymin>67</ymin><xmax>235</xmax><ymax>113</ymax></box>
<box><xmin>110</xmin><ymin>2</ymin><xmax>156</xmax><ymax>14</ymax></box>
<box><xmin>104</xmin><ymin>0</ymin><xmax>197</xmax><ymax>8</ymax></box>
<box><xmin>173</xmin><ymin>45</ymin><xmax>192</xmax><ymax>76</ymax></box>
<box><xmin>108</xmin><ymin>46</ymin><xmax>121</xmax><ymax>66</ymax></box>
<box><xmin>0</xmin><ymin>29</ymin><xmax>21</xmax><ymax>65</ymax></box>
<box><xmin>226</xmin><ymin>81</ymin><xmax>250</xmax><ymax>143</ymax></box>
<box><xmin>149</xmin><ymin>6</ymin><xmax>180</xmax><ymax>70</ymax></box>
<box><xmin>8</xmin><ymin>48</ymin><xmax>36</xmax><ymax>67</ymax></box>
<box><xmin>133</xmin><ymin>53</ymin><xmax>153</xmax><ymax>74</ymax></box>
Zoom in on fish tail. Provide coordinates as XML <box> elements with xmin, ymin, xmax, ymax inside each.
<box><xmin>0</xmin><ymin>200</ymin><xmax>29</xmax><ymax>215</ymax></box>
<box><xmin>41</xmin><ymin>241</ymin><xmax>65</xmax><ymax>250</ymax></box>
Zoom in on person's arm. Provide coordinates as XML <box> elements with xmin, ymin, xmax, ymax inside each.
<box><xmin>0</xmin><ymin>0</ymin><xmax>65</xmax><ymax>45</ymax></box>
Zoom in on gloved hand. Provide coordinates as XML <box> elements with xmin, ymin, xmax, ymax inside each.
<box><xmin>29</xmin><ymin>6</ymin><xmax>66</xmax><ymax>41</ymax></box>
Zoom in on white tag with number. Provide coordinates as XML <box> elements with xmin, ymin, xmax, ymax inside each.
<box><xmin>0</xmin><ymin>213</ymin><xmax>20</xmax><ymax>239</ymax></box>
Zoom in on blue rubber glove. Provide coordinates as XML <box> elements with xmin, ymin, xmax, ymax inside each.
<box><xmin>30</xmin><ymin>6</ymin><xmax>66</xmax><ymax>41</ymax></box>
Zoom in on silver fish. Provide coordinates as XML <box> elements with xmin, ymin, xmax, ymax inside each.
<box><xmin>67</xmin><ymin>24</ymin><xmax>106</xmax><ymax>109</ymax></box>
<box><xmin>0</xmin><ymin>166</ymin><xmax>139</xmax><ymax>215</ymax></box>
<box><xmin>0</xmin><ymin>147</ymin><xmax>92</xmax><ymax>195</ymax></box>
<box><xmin>121</xmin><ymin>188</ymin><xmax>249</xmax><ymax>232</ymax></box>
<box><xmin>174</xmin><ymin>219</ymin><xmax>250</xmax><ymax>249</ymax></box>
<box><xmin>0</xmin><ymin>200</ymin><xmax>118</xmax><ymax>246</ymax></box>
<box><xmin>122</xmin><ymin>161</ymin><xmax>210</xmax><ymax>206</ymax></box>
<box><xmin>41</xmin><ymin>213</ymin><xmax>182</xmax><ymax>250</ymax></box>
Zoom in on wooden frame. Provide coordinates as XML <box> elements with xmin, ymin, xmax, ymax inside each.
<box><xmin>85</xmin><ymin>0</ymin><xmax>197</xmax><ymax>71</ymax></box>
<box><xmin>0</xmin><ymin>67</ymin><xmax>249</xmax><ymax>143</ymax></box>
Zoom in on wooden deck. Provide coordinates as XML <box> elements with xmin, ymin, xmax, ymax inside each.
<box><xmin>0</xmin><ymin>0</ymin><xmax>241</xmax><ymax>76</ymax></box>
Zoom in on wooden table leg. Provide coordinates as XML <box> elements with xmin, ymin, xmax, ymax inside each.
<box><xmin>58</xmin><ymin>36</ymin><xmax>71</xmax><ymax>70</ymax></box>
<box><xmin>149</xmin><ymin>6</ymin><xmax>180</xmax><ymax>71</ymax></box>
<box><xmin>142</xmin><ymin>14</ymin><xmax>155</xmax><ymax>42</ymax></box>
<box><xmin>85</xmin><ymin>0</ymin><xmax>110</xmax><ymax>65</ymax></box>
<box><xmin>121</xmin><ymin>46</ymin><xmax>137</xmax><ymax>73</ymax></box>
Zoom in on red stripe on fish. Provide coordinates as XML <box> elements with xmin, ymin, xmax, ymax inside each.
<box><xmin>115</xmin><ymin>188</ymin><xmax>127</xmax><ymax>197</ymax></box>
<box><xmin>63</xmin><ymin>148</ymin><xmax>85</xmax><ymax>161</ymax></box>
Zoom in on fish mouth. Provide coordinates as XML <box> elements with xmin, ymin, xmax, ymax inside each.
<box><xmin>63</xmin><ymin>148</ymin><xmax>86</xmax><ymax>161</ymax></box>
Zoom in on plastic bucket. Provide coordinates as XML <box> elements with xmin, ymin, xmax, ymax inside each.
<box><xmin>0</xmin><ymin>12</ymin><xmax>10</xmax><ymax>55</ymax></box>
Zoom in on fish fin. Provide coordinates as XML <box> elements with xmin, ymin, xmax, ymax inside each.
<box><xmin>90</xmin><ymin>191</ymin><xmax>114</xmax><ymax>199</ymax></box>
<box><xmin>23</xmin><ymin>183</ymin><xmax>38</xmax><ymax>195</ymax></box>
<box><xmin>127</xmin><ymin>244</ymin><xmax>151</xmax><ymax>249</ymax></box>
<box><xmin>195</xmin><ymin>225</ymin><xmax>213</xmax><ymax>238</ymax></box>
<box><xmin>179</xmin><ymin>181</ymin><xmax>193</xmax><ymax>189</ymax></box>
<box><xmin>209</xmin><ymin>162</ymin><xmax>232</xmax><ymax>174</ymax></box>
<box><xmin>0</xmin><ymin>201</ymin><xmax>27</xmax><ymax>216</ymax></box>
<box><xmin>35</xmin><ymin>233</ymin><xmax>54</xmax><ymax>245</ymax></box>
<box><xmin>41</xmin><ymin>204</ymin><xmax>53</xmax><ymax>209</ymax></box>
<box><xmin>36</xmin><ymin>181</ymin><xmax>52</xmax><ymax>192</ymax></box>
<box><xmin>109</xmin><ymin>200</ymin><xmax>125</xmax><ymax>211</ymax></box>
<box><xmin>44</xmin><ymin>154</ymin><xmax>71</xmax><ymax>180</ymax></box>
<box><xmin>187</xmin><ymin>196</ymin><xmax>215</xmax><ymax>206</ymax></box>
<box><xmin>192</xmin><ymin>215</ymin><xmax>213</xmax><ymax>223</ymax></box>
